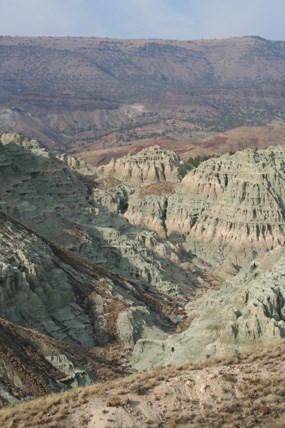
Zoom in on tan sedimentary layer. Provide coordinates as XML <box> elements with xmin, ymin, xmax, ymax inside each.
<box><xmin>180</xmin><ymin>147</ymin><xmax>285</xmax><ymax>259</ymax></box>
<box><xmin>97</xmin><ymin>145</ymin><xmax>187</xmax><ymax>185</ymax></box>
<box><xmin>123</xmin><ymin>145</ymin><xmax>285</xmax><ymax>262</ymax></box>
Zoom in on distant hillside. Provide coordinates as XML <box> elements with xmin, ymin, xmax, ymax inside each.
<box><xmin>77</xmin><ymin>123</ymin><xmax>285</xmax><ymax>166</ymax></box>
<box><xmin>0</xmin><ymin>36</ymin><xmax>285</xmax><ymax>152</ymax></box>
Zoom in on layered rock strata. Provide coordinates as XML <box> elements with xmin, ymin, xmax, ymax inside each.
<box><xmin>123</xmin><ymin>146</ymin><xmax>285</xmax><ymax>264</ymax></box>
<box><xmin>97</xmin><ymin>145</ymin><xmax>187</xmax><ymax>185</ymax></box>
<box><xmin>0</xmin><ymin>134</ymin><xmax>197</xmax><ymax>299</ymax></box>
<box><xmin>0</xmin><ymin>210</ymin><xmax>180</xmax><ymax>350</ymax></box>
<box><xmin>180</xmin><ymin>147</ymin><xmax>285</xmax><ymax>262</ymax></box>
<box><xmin>133</xmin><ymin>246</ymin><xmax>285</xmax><ymax>370</ymax></box>
<box><xmin>0</xmin><ymin>319</ymin><xmax>96</xmax><ymax>405</ymax></box>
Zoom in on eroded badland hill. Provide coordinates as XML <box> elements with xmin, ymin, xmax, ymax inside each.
<box><xmin>0</xmin><ymin>34</ymin><xmax>285</xmax><ymax>428</ymax></box>
<box><xmin>0</xmin><ymin>132</ymin><xmax>284</xmax><ymax>427</ymax></box>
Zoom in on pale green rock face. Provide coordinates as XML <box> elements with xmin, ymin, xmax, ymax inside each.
<box><xmin>0</xmin><ymin>134</ymin><xmax>193</xmax><ymax>354</ymax></box>
<box><xmin>0</xmin><ymin>210</ymin><xmax>179</xmax><ymax>350</ymax></box>
<box><xmin>97</xmin><ymin>145</ymin><xmax>188</xmax><ymax>185</ymax></box>
<box><xmin>1</xmin><ymin>132</ymin><xmax>285</xmax><ymax>379</ymax></box>
<box><xmin>0</xmin><ymin>134</ymin><xmax>195</xmax><ymax>301</ymax></box>
<box><xmin>0</xmin><ymin>212</ymin><xmax>95</xmax><ymax>347</ymax></box>
<box><xmin>132</xmin><ymin>247</ymin><xmax>285</xmax><ymax>370</ymax></box>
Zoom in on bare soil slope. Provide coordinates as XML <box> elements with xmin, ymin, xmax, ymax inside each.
<box><xmin>1</xmin><ymin>340</ymin><xmax>284</xmax><ymax>427</ymax></box>
<box><xmin>77</xmin><ymin>123</ymin><xmax>285</xmax><ymax>166</ymax></box>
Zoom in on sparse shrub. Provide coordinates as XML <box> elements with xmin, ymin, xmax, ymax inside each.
<box><xmin>187</xmin><ymin>154</ymin><xmax>217</xmax><ymax>168</ymax></box>
<box><xmin>222</xmin><ymin>372</ymin><xmax>236</xmax><ymax>383</ymax></box>
<box><xmin>134</xmin><ymin>385</ymin><xmax>148</xmax><ymax>395</ymax></box>
<box><xmin>106</xmin><ymin>396</ymin><xmax>129</xmax><ymax>407</ymax></box>
<box><xmin>260</xmin><ymin>406</ymin><xmax>270</xmax><ymax>415</ymax></box>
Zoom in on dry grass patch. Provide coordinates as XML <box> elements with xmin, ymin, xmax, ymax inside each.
<box><xmin>139</xmin><ymin>182</ymin><xmax>175</xmax><ymax>197</ymax></box>
<box><xmin>0</xmin><ymin>339</ymin><xmax>284</xmax><ymax>427</ymax></box>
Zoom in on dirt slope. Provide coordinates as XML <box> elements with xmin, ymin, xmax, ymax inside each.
<box><xmin>0</xmin><ymin>340</ymin><xmax>284</xmax><ymax>427</ymax></box>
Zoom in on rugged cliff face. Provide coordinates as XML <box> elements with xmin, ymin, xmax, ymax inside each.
<box><xmin>97</xmin><ymin>146</ymin><xmax>187</xmax><ymax>237</ymax></box>
<box><xmin>180</xmin><ymin>147</ymin><xmax>285</xmax><ymax>262</ymax></box>
<box><xmin>97</xmin><ymin>145</ymin><xmax>187</xmax><ymax>185</ymax></box>
<box><xmin>0</xmin><ymin>134</ymin><xmax>196</xmax><ymax>299</ymax></box>
<box><xmin>94</xmin><ymin>143</ymin><xmax>285</xmax><ymax>369</ymax></box>
<box><xmin>0</xmin><ymin>136</ymin><xmax>207</xmax><ymax>370</ymax></box>
<box><xmin>0</xmin><ymin>211</ymin><xmax>182</xmax><ymax>351</ymax></box>
<box><xmin>1</xmin><ymin>133</ymin><xmax>285</xmax><ymax>405</ymax></box>
<box><xmin>133</xmin><ymin>246</ymin><xmax>285</xmax><ymax>370</ymax></box>
<box><xmin>108</xmin><ymin>145</ymin><xmax>285</xmax><ymax>264</ymax></box>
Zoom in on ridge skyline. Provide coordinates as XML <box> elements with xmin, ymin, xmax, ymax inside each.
<box><xmin>1</xmin><ymin>0</ymin><xmax>285</xmax><ymax>41</ymax></box>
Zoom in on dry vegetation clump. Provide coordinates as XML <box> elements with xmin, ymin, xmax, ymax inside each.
<box><xmin>106</xmin><ymin>396</ymin><xmax>129</xmax><ymax>407</ymax></box>
<box><xmin>0</xmin><ymin>339</ymin><xmax>284</xmax><ymax>427</ymax></box>
<box><xmin>129</xmin><ymin>376</ymin><xmax>159</xmax><ymax>395</ymax></box>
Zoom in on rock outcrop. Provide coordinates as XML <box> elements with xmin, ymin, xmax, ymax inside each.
<box><xmin>132</xmin><ymin>246</ymin><xmax>285</xmax><ymax>370</ymax></box>
<box><xmin>0</xmin><ymin>134</ymin><xmax>197</xmax><ymax>299</ymax></box>
<box><xmin>57</xmin><ymin>153</ymin><xmax>98</xmax><ymax>177</ymax></box>
<box><xmin>97</xmin><ymin>145</ymin><xmax>187</xmax><ymax>186</ymax></box>
<box><xmin>0</xmin><ymin>210</ymin><xmax>179</xmax><ymax>351</ymax></box>
<box><xmin>0</xmin><ymin>318</ymin><xmax>97</xmax><ymax>405</ymax></box>
<box><xmin>179</xmin><ymin>147</ymin><xmax>285</xmax><ymax>262</ymax></box>
<box><xmin>123</xmin><ymin>145</ymin><xmax>285</xmax><ymax>264</ymax></box>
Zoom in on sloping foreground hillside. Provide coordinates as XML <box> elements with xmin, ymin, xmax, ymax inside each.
<box><xmin>0</xmin><ymin>340</ymin><xmax>284</xmax><ymax>428</ymax></box>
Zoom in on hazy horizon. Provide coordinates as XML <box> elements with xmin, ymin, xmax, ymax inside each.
<box><xmin>1</xmin><ymin>0</ymin><xmax>284</xmax><ymax>42</ymax></box>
